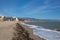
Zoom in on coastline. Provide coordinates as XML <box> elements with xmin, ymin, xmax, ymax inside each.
<box><xmin>0</xmin><ymin>21</ymin><xmax>45</xmax><ymax>40</ymax></box>
<box><xmin>22</xmin><ymin>21</ymin><xmax>60</xmax><ymax>40</ymax></box>
<box><xmin>20</xmin><ymin>23</ymin><xmax>45</xmax><ymax>40</ymax></box>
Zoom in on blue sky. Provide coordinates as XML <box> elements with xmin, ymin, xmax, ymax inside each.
<box><xmin>0</xmin><ymin>0</ymin><xmax>60</xmax><ymax>20</ymax></box>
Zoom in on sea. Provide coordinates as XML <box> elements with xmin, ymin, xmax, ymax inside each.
<box><xmin>20</xmin><ymin>22</ymin><xmax>60</xmax><ymax>40</ymax></box>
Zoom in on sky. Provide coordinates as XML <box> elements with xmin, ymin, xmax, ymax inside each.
<box><xmin>0</xmin><ymin>0</ymin><xmax>60</xmax><ymax>20</ymax></box>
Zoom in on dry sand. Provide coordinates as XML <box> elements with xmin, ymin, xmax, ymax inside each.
<box><xmin>0</xmin><ymin>21</ymin><xmax>16</xmax><ymax>40</ymax></box>
<box><xmin>0</xmin><ymin>21</ymin><xmax>45</xmax><ymax>40</ymax></box>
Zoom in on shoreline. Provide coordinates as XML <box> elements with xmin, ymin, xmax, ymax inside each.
<box><xmin>0</xmin><ymin>21</ymin><xmax>45</xmax><ymax>40</ymax></box>
<box><xmin>20</xmin><ymin>22</ymin><xmax>60</xmax><ymax>40</ymax></box>
<box><xmin>19</xmin><ymin>22</ymin><xmax>45</xmax><ymax>40</ymax></box>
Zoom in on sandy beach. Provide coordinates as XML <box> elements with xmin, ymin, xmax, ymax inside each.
<box><xmin>0</xmin><ymin>21</ymin><xmax>45</xmax><ymax>40</ymax></box>
<box><xmin>0</xmin><ymin>21</ymin><xmax>17</xmax><ymax>40</ymax></box>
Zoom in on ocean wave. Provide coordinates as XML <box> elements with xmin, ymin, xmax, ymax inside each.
<box><xmin>20</xmin><ymin>22</ymin><xmax>60</xmax><ymax>40</ymax></box>
<box><xmin>20</xmin><ymin>22</ymin><xmax>38</xmax><ymax>28</ymax></box>
<box><xmin>35</xmin><ymin>28</ymin><xmax>60</xmax><ymax>33</ymax></box>
<box><xmin>20</xmin><ymin>22</ymin><xmax>60</xmax><ymax>33</ymax></box>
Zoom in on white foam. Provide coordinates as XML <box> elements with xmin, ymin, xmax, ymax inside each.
<box><xmin>20</xmin><ymin>22</ymin><xmax>38</xmax><ymax>28</ymax></box>
<box><xmin>33</xmin><ymin>27</ymin><xmax>60</xmax><ymax>40</ymax></box>
<box><xmin>20</xmin><ymin>22</ymin><xmax>60</xmax><ymax>40</ymax></box>
<box><xmin>20</xmin><ymin>22</ymin><xmax>60</xmax><ymax>33</ymax></box>
<box><xmin>35</xmin><ymin>28</ymin><xmax>60</xmax><ymax>33</ymax></box>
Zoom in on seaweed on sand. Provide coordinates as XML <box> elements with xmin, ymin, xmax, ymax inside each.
<box><xmin>12</xmin><ymin>23</ymin><xmax>34</xmax><ymax>40</ymax></box>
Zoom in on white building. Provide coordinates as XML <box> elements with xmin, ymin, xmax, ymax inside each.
<box><xmin>0</xmin><ymin>15</ymin><xmax>5</xmax><ymax>21</ymax></box>
<box><xmin>13</xmin><ymin>17</ymin><xmax>19</xmax><ymax>21</ymax></box>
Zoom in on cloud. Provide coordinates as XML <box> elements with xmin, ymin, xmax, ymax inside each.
<box><xmin>25</xmin><ymin>5</ymin><xmax>49</xmax><ymax>14</ymax></box>
<box><xmin>19</xmin><ymin>0</ymin><xmax>50</xmax><ymax>14</ymax></box>
<box><xmin>3</xmin><ymin>8</ymin><xmax>13</xmax><ymax>14</ymax></box>
<box><xmin>22</xmin><ymin>0</ymin><xmax>60</xmax><ymax>15</ymax></box>
<box><xmin>1</xmin><ymin>0</ymin><xmax>60</xmax><ymax>16</ymax></box>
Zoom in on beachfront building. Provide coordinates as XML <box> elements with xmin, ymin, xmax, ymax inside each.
<box><xmin>4</xmin><ymin>17</ymin><xmax>19</xmax><ymax>21</ymax></box>
<box><xmin>13</xmin><ymin>17</ymin><xmax>19</xmax><ymax>21</ymax></box>
<box><xmin>0</xmin><ymin>15</ymin><xmax>5</xmax><ymax>21</ymax></box>
<box><xmin>0</xmin><ymin>15</ymin><xmax>25</xmax><ymax>21</ymax></box>
<box><xmin>13</xmin><ymin>17</ymin><xmax>25</xmax><ymax>22</ymax></box>
<box><xmin>4</xmin><ymin>17</ymin><xmax>13</xmax><ymax>21</ymax></box>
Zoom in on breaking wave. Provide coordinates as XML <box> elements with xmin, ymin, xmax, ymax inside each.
<box><xmin>20</xmin><ymin>22</ymin><xmax>60</xmax><ymax>40</ymax></box>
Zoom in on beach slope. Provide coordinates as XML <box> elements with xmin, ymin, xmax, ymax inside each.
<box><xmin>0</xmin><ymin>21</ymin><xmax>45</xmax><ymax>40</ymax></box>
